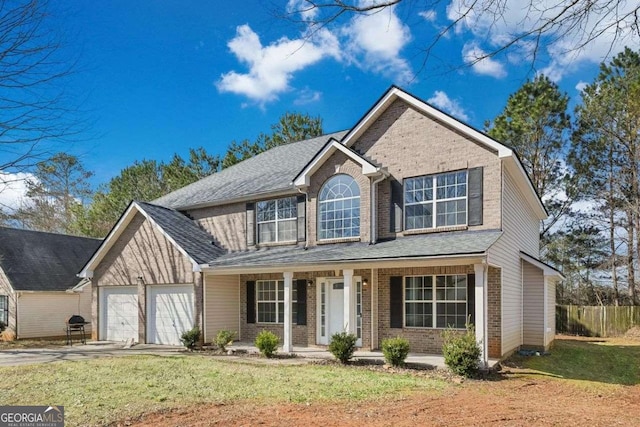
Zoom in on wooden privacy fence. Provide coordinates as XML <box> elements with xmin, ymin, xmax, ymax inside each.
<box><xmin>556</xmin><ymin>305</ymin><xmax>640</xmax><ymax>337</ymax></box>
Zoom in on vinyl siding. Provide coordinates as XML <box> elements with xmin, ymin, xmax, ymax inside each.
<box><xmin>522</xmin><ymin>261</ymin><xmax>544</xmax><ymax>347</ymax></box>
<box><xmin>487</xmin><ymin>167</ymin><xmax>541</xmax><ymax>355</ymax></box>
<box><xmin>204</xmin><ymin>274</ymin><xmax>240</xmax><ymax>343</ymax></box>
<box><xmin>17</xmin><ymin>288</ymin><xmax>92</xmax><ymax>338</ymax></box>
<box><xmin>545</xmin><ymin>279</ymin><xmax>556</xmax><ymax>348</ymax></box>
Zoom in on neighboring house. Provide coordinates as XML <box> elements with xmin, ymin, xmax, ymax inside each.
<box><xmin>0</xmin><ymin>227</ymin><xmax>101</xmax><ymax>339</ymax></box>
<box><xmin>79</xmin><ymin>86</ymin><xmax>562</xmax><ymax>365</ymax></box>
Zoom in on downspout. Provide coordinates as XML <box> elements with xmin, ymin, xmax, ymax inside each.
<box><xmin>370</xmin><ymin>170</ymin><xmax>388</xmax><ymax>244</ymax></box>
<box><xmin>298</xmin><ymin>187</ymin><xmax>310</xmax><ymax>249</ymax></box>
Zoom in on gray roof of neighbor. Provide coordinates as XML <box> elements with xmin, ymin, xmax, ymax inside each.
<box><xmin>0</xmin><ymin>227</ymin><xmax>102</xmax><ymax>291</ymax></box>
<box><xmin>153</xmin><ymin>131</ymin><xmax>348</xmax><ymax>209</ymax></box>
<box><xmin>135</xmin><ymin>201</ymin><xmax>225</xmax><ymax>264</ymax></box>
<box><xmin>207</xmin><ymin>229</ymin><xmax>502</xmax><ymax>269</ymax></box>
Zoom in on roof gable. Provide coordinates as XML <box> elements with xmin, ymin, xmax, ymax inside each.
<box><xmin>79</xmin><ymin>201</ymin><xmax>223</xmax><ymax>277</ymax></box>
<box><xmin>341</xmin><ymin>86</ymin><xmax>547</xmax><ymax>220</ymax></box>
<box><xmin>0</xmin><ymin>227</ymin><xmax>101</xmax><ymax>291</ymax></box>
<box><xmin>293</xmin><ymin>138</ymin><xmax>381</xmax><ymax>187</ymax></box>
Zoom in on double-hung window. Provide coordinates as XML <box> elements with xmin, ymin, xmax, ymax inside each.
<box><xmin>256</xmin><ymin>280</ymin><xmax>297</xmax><ymax>323</ymax></box>
<box><xmin>256</xmin><ymin>197</ymin><xmax>297</xmax><ymax>243</ymax></box>
<box><xmin>0</xmin><ymin>295</ymin><xmax>8</xmax><ymax>326</ymax></box>
<box><xmin>404</xmin><ymin>170</ymin><xmax>467</xmax><ymax>230</ymax></box>
<box><xmin>404</xmin><ymin>275</ymin><xmax>467</xmax><ymax>329</ymax></box>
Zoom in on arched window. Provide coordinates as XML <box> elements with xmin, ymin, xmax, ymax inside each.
<box><xmin>318</xmin><ymin>174</ymin><xmax>360</xmax><ymax>240</ymax></box>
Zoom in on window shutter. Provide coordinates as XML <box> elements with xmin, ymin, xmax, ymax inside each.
<box><xmin>468</xmin><ymin>167</ymin><xmax>483</xmax><ymax>226</ymax></box>
<box><xmin>296</xmin><ymin>195</ymin><xmax>306</xmax><ymax>242</ymax></box>
<box><xmin>390</xmin><ymin>276</ymin><xmax>403</xmax><ymax>328</ymax></box>
<box><xmin>246</xmin><ymin>203</ymin><xmax>255</xmax><ymax>246</ymax></box>
<box><xmin>246</xmin><ymin>281</ymin><xmax>256</xmax><ymax>324</ymax></box>
<box><xmin>467</xmin><ymin>274</ymin><xmax>475</xmax><ymax>326</ymax></box>
<box><xmin>296</xmin><ymin>279</ymin><xmax>307</xmax><ymax>325</ymax></box>
<box><xmin>390</xmin><ymin>179</ymin><xmax>403</xmax><ymax>233</ymax></box>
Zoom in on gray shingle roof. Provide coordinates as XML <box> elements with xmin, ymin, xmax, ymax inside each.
<box><xmin>0</xmin><ymin>227</ymin><xmax>102</xmax><ymax>291</ymax></box>
<box><xmin>154</xmin><ymin>131</ymin><xmax>348</xmax><ymax>209</ymax></box>
<box><xmin>207</xmin><ymin>229</ymin><xmax>502</xmax><ymax>269</ymax></box>
<box><xmin>136</xmin><ymin>201</ymin><xmax>224</xmax><ymax>264</ymax></box>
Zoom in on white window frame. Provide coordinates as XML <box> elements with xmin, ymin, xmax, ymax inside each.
<box><xmin>318</xmin><ymin>174</ymin><xmax>361</xmax><ymax>240</ymax></box>
<box><xmin>256</xmin><ymin>196</ymin><xmax>297</xmax><ymax>244</ymax></box>
<box><xmin>404</xmin><ymin>170</ymin><xmax>468</xmax><ymax>230</ymax></box>
<box><xmin>403</xmin><ymin>274</ymin><xmax>468</xmax><ymax>329</ymax></box>
<box><xmin>0</xmin><ymin>295</ymin><xmax>7</xmax><ymax>326</ymax></box>
<box><xmin>256</xmin><ymin>280</ymin><xmax>297</xmax><ymax>324</ymax></box>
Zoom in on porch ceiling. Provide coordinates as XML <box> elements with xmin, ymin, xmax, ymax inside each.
<box><xmin>205</xmin><ymin>229</ymin><xmax>501</xmax><ymax>273</ymax></box>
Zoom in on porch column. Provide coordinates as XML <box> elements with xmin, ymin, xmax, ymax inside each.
<box><xmin>371</xmin><ymin>268</ymin><xmax>379</xmax><ymax>349</ymax></box>
<box><xmin>474</xmin><ymin>263</ymin><xmax>488</xmax><ymax>368</ymax></box>
<box><xmin>283</xmin><ymin>271</ymin><xmax>294</xmax><ymax>353</ymax></box>
<box><xmin>343</xmin><ymin>269</ymin><xmax>354</xmax><ymax>334</ymax></box>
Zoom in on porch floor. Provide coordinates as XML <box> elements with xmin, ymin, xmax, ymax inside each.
<box><xmin>228</xmin><ymin>342</ymin><xmax>499</xmax><ymax>369</ymax></box>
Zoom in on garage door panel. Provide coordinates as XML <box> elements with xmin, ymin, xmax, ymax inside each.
<box><xmin>148</xmin><ymin>285</ymin><xmax>194</xmax><ymax>345</ymax></box>
<box><xmin>101</xmin><ymin>287</ymin><xmax>138</xmax><ymax>342</ymax></box>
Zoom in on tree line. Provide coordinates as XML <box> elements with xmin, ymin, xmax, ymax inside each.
<box><xmin>4</xmin><ymin>112</ymin><xmax>323</xmax><ymax>237</ymax></box>
<box><xmin>5</xmin><ymin>48</ymin><xmax>640</xmax><ymax>307</ymax></box>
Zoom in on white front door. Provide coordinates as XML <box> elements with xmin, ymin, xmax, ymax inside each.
<box><xmin>329</xmin><ymin>282</ymin><xmax>345</xmax><ymax>336</ymax></box>
<box><xmin>317</xmin><ymin>277</ymin><xmax>362</xmax><ymax>346</ymax></box>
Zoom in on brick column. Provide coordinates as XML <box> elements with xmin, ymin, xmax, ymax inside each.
<box><xmin>193</xmin><ymin>271</ymin><xmax>204</xmax><ymax>346</ymax></box>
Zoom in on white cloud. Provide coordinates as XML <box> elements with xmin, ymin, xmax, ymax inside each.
<box><xmin>294</xmin><ymin>87</ymin><xmax>322</xmax><ymax>105</ymax></box>
<box><xmin>575</xmin><ymin>81</ymin><xmax>588</xmax><ymax>92</ymax></box>
<box><xmin>286</xmin><ymin>0</ymin><xmax>319</xmax><ymax>21</ymax></box>
<box><xmin>216</xmin><ymin>25</ymin><xmax>340</xmax><ymax>104</ymax></box>
<box><xmin>0</xmin><ymin>172</ymin><xmax>34</xmax><ymax>212</ymax></box>
<box><xmin>427</xmin><ymin>91</ymin><xmax>469</xmax><ymax>121</ymax></box>
<box><xmin>462</xmin><ymin>43</ymin><xmax>507</xmax><ymax>78</ymax></box>
<box><xmin>419</xmin><ymin>10</ymin><xmax>437</xmax><ymax>22</ymax></box>
<box><xmin>342</xmin><ymin>4</ymin><xmax>414</xmax><ymax>83</ymax></box>
<box><xmin>446</xmin><ymin>0</ymin><xmax>636</xmax><ymax>81</ymax></box>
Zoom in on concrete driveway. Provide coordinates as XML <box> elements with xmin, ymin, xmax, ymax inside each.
<box><xmin>0</xmin><ymin>341</ymin><xmax>183</xmax><ymax>367</ymax></box>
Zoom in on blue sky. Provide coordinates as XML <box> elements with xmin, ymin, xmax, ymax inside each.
<box><xmin>0</xmin><ymin>0</ymin><xmax>634</xmax><ymax>207</ymax></box>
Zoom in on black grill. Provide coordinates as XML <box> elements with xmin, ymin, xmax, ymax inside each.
<box><xmin>66</xmin><ymin>315</ymin><xmax>89</xmax><ymax>345</ymax></box>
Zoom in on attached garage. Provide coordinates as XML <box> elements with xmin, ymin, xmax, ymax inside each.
<box><xmin>100</xmin><ymin>286</ymin><xmax>138</xmax><ymax>342</ymax></box>
<box><xmin>147</xmin><ymin>284</ymin><xmax>194</xmax><ymax>345</ymax></box>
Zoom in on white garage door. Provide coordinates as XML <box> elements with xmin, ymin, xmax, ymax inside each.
<box><xmin>148</xmin><ymin>285</ymin><xmax>194</xmax><ymax>345</ymax></box>
<box><xmin>101</xmin><ymin>287</ymin><xmax>139</xmax><ymax>342</ymax></box>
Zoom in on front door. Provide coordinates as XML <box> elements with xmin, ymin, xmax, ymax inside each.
<box><xmin>317</xmin><ymin>277</ymin><xmax>362</xmax><ymax>346</ymax></box>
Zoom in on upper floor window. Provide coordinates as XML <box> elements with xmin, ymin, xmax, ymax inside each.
<box><xmin>318</xmin><ymin>174</ymin><xmax>360</xmax><ymax>240</ymax></box>
<box><xmin>404</xmin><ymin>170</ymin><xmax>467</xmax><ymax>230</ymax></box>
<box><xmin>257</xmin><ymin>196</ymin><xmax>297</xmax><ymax>243</ymax></box>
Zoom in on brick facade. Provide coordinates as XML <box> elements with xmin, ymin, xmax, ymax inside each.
<box><xmin>487</xmin><ymin>266</ymin><xmax>502</xmax><ymax>358</ymax></box>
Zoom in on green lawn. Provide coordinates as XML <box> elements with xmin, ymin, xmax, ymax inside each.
<box><xmin>509</xmin><ymin>337</ymin><xmax>640</xmax><ymax>386</ymax></box>
<box><xmin>0</xmin><ymin>355</ymin><xmax>445</xmax><ymax>426</ymax></box>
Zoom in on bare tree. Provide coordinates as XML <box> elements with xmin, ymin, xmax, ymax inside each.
<box><xmin>284</xmin><ymin>0</ymin><xmax>639</xmax><ymax>73</ymax></box>
<box><xmin>0</xmin><ymin>0</ymin><xmax>81</xmax><ymax>175</ymax></box>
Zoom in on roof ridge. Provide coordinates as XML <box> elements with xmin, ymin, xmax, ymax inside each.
<box><xmin>0</xmin><ymin>226</ymin><xmax>102</xmax><ymax>241</ymax></box>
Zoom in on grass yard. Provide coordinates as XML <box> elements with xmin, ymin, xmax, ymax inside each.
<box><xmin>1</xmin><ymin>336</ymin><xmax>639</xmax><ymax>426</ymax></box>
<box><xmin>0</xmin><ymin>339</ymin><xmax>67</xmax><ymax>349</ymax></box>
<box><xmin>508</xmin><ymin>335</ymin><xmax>640</xmax><ymax>386</ymax></box>
<box><xmin>0</xmin><ymin>355</ymin><xmax>445</xmax><ymax>426</ymax></box>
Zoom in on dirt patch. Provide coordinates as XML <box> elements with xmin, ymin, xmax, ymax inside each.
<box><xmin>624</xmin><ymin>326</ymin><xmax>640</xmax><ymax>341</ymax></box>
<box><xmin>122</xmin><ymin>371</ymin><xmax>639</xmax><ymax>427</ymax></box>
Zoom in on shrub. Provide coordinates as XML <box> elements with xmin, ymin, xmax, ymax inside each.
<box><xmin>328</xmin><ymin>332</ymin><xmax>357</xmax><ymax>364</ymax></box>
<box><xmin>180</xmin><ymin>327</ymin><xmax>201</xmax><ymax>351</ymax></box>
<box><xmin>255</xmin><ymin>330</ymin><xmax>279</xmax><ymax>358</ymax></box>
<box><xmin>214</xmin><ymin>330</ymin><xmax>236</xmax><ymax>352</ymax></box>
<box><xmin>442</xmin><ymin>324</ymin><xmax>481</xmax><ymax>377</ymax></box>
<box><xmin>382</xmin><ymin>336</ymin><xmax>410</xmax><ymax>367</ymax></box>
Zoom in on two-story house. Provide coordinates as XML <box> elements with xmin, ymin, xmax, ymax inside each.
<box><xmin>79</xmin><ymin>86</ymin><xmax>562</xmax><ymax>366</ymax></box>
